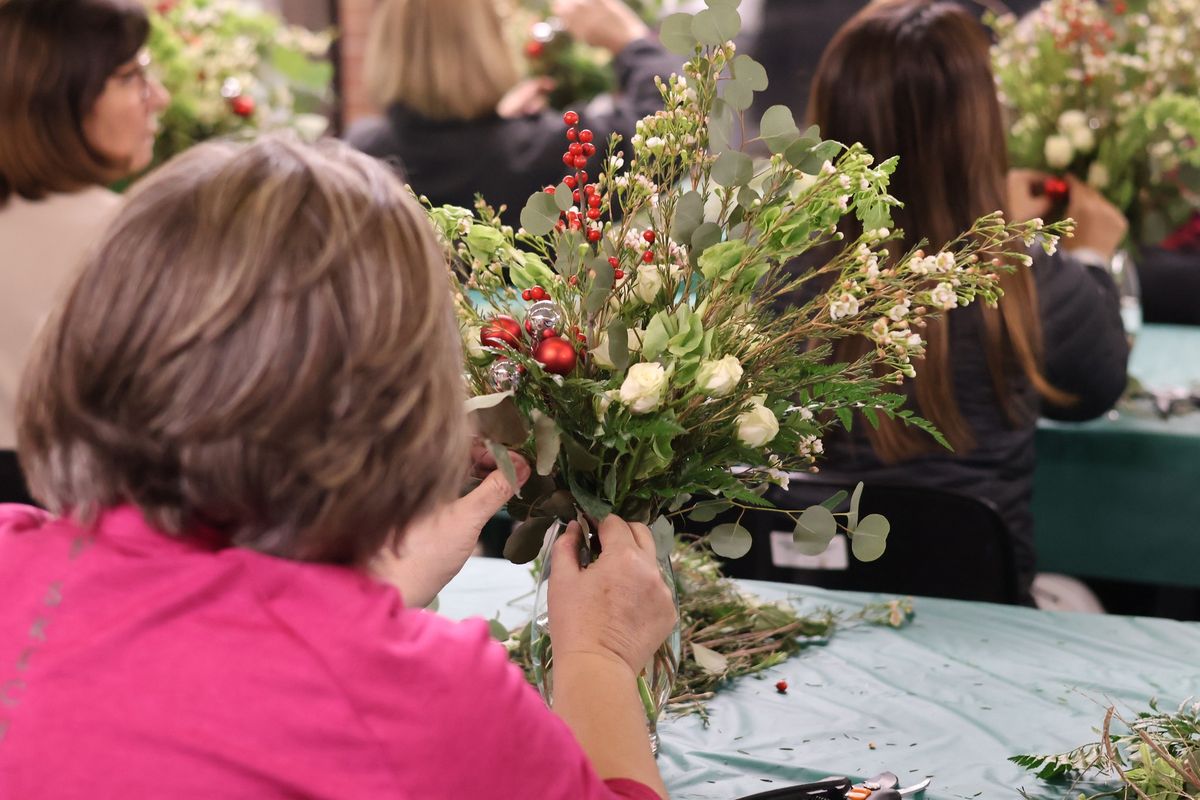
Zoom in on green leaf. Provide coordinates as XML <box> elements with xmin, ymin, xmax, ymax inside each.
<box><xmin>732</xmin><ymin>55</ymin><xmax>768</xmax><ymax>91</ymax></box>
<box><xmin>651</xmin><ymin>515</ymin><xmax>674</xmax><ymax>561</ymax></box>
<box><xmin>531</xmin><ymin>410</ymin><xmax>561</xmax><ymax>476</ymax></box>
<box><xmin>471</xmin><ymin>396</ymin><xmax>529</xmax><ymax>447</ymax></box>
<box><xmin>722</xmin><ymin>79</ymin><xmax>754</xmax><ymax>112</ymax></box>
<box><xmin>505</xmin><ymin>474</ymin><xmax>556</xmax><ymax>520</ymax></box>
<box><xmin>504</xmin><ymin>516</ymin><xmax>554</xmax><ymax>564</ymax></box>
<box><xmin>792</xmin><ymin>505</ymin><xmax>837</xmax><ymax>555</ymax></box>
<box><xmin>759</xmin><ymin>104</ymin><xmax>800</xmax><ymax>154</ymax></box>
<box><xmin>606</xmin><ymin>321</ymin><xmax>630</xmax><ymax>371</ymax></box>
<box><xmin>850</xmin><ymin>513</ymin><xmax>890</xmax><ymax>562</ymax></box>
<box><xmin>797</xmin><ymin>140</ymin><xmax>843</xmax><ymax>175</ymax></box>
<box><xmin>584</xmin><ymin>256</ymin><xmax>615</xmax><ymax>314</ymax></box>
<box><xmin>697</xmin><ymin>239</ymin><xmax>747</xmax><ymax>280</ymax></box>
<box><xmin>561</xmin><ymin>435</ymin><xmax>601</xmax><ymax>473</ymax></box>
<box><xmin>486</xmin><ymin>618</ymin><xmax>511</xmax><ymax>641</ymax></box>
<box><xmin>554</xmin><ymin>182</ymin><xmax>573</xmax><ymax>212</ymax></box>
<box><xmin>520</xmin><ymin>191</ymin><xmax>561</xmax><ymax>236</ymax></box>
<box><xmin>691</xmin><ymin>642</ymin><xmax>729</xmax><ymax>675</ymax></box>
<box><xmin>688</xmin><ymin>500</ymin><xmax>732</xmax><ymax>522</ymax></box>
<box><xmin>690</xmin><ymin>222</ymin><xmax>724</xmax><ymax>259</ymax></box>
<box><xmin>567</xmin><ymin>473</ymin><xmax>612</xmax><ymax>521</ymax></box>
<box><xmin>819</xmin><ymin>490</ymin><xmax>849</xmax><ymax>511</ymax></box>
<box><xmin>691</xmin><ymin>5</ymin><xmax>741</xmax><ymax>45</ymax></box>
<box><xmin>708</xmin><ymin>99</ymin><xmax>735</xmax><ymax>154</ymax></box>
<box><xmin>709</xmin><ymin>522</ymin><xmax>753</xmax><ymax>558</ymax></box>
<box><xmin>660</xmin><ymin>12</ymin><xmax>698</xmax><ymax>55</ymax></box>
<box><xmin>836</xmin><ymin>406</ymin><xmax>853</xmax><ymax>431</ymax></box>
<box><xmin>464</xmin><ymin>391</ymin><xmax>513</xmax><ymax>413</ymax></box>
<box><xmin>737</xmin><ymin>185</ymin><xmax>760</xmax><ymax>209</ymax></box>
<box><xmin>671</xmin><ymin>190</ymin><xmax>705</xmax><ymax>243</ymax></box>
<box><xmin>848</xmin><ymin>481</ymin><xmax>864</xmax><ymax>529</ymax></box>
<box><xmin>487</xmin><ymin>441</ymin><xmax>520</xmax><ymax>498</ymax></box>
<box><xmin>712</xmin><ymin>150</ymin><xmax>754</xmax><ymax>188</ymax></box>
<box><xmin>783</xmin><ymin>136</ymin><xmax>821</xmax><ymax>171</ymax></box>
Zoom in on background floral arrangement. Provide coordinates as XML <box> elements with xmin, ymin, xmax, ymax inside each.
<box><xmin>990</xmin><ymin>0</ymin><xmax>1200</xmax><ymax>246</ymax></box>
<box><xmin>147</xmin><ymin>0</ymin><xmax>333</xmax><ymax>167</ymax></box>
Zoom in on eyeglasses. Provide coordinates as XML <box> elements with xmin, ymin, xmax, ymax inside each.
<box><xmin>113</xmin><ymin>50</ymin><xmax>156</xmax><ymax>102</ymax></box>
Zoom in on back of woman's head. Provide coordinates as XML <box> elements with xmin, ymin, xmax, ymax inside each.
<box><xmin>17</xmin><ymin>136</ymin><xmax>470</xmax><ymax>564</ymax></box>
<box><xmin>365</xmin><ymin>0</ymin><xmax>520</xmax><ymax>120</ymax></box>
<box><xmin>809</xmin><ymin>0</ymin><xmax>1068</xmax><ymax>460</ymax></box>
<box><xmin>810</xmin><ymin>0</ymin><xmax>1008</xmax><ymax>252</ymax></box>
<box><xmin>0</xmin><ymin>0</ymin><xmax>149</xmax><ymax>204</ymax></box>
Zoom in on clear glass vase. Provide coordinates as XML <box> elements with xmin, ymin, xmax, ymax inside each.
<box><xmin>529</xmin><ymin>520</ymin><xmax>682</xmax><ymax>755</ymax></box>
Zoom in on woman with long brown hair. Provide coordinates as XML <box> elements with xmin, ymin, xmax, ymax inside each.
<box><xmin>792</xmin><ymin>0</ymin><xmax>1129</xmax><ymax>603</ymax></box>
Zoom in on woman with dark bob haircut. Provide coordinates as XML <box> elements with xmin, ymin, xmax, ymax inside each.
<box><xmin>0</xmin><ymin>0</ymin><xmax>169</xmax><ymax>499</ymax></box>
<box><xmin>0</xmin><ymin>137</ymin><xmax>675</xmax><ymax>798</ymax></box>
<box><xmin>782</xmin><ymin>0</ymin><xmax>1129</xmax><ymax>604</ymax></box>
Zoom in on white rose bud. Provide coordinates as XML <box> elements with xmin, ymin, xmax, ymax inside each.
<box><xmin>619</xmin><ymin>362</ymin><xmax>668</xmax><ymax>414</ymax></box>
<box><xmin>1068</xmin><ymin>125</ymin><xmax>1095</xmax><ymax>153</ymax></box>
<box><xmin>695</xmin><ymin>355</ymin><xmax>743</xmax><ymax>397</ymax></box>
<box><xmin>634</xmin><ymin>263</ymin><xmax>664</xmax><ymax>304</ymax></box>
<box><xmin>1057</xmin><ymin>109</ymin><xmax>1089</xmax><ymax>133</ymax></box>
<box><xmin>1087</xmin><ymin>161</ymin><xmax>1110</xmax><ymax>189</ymax></box>
<box><xmin>736</xmin><ymin>401</ymin><xmax>780</xmax><ymax>448</ymax></box>
<box><xmin>1044</xmin><ymin>135</ymin><xmax>1074</xmax><ymax>169</ymax></box>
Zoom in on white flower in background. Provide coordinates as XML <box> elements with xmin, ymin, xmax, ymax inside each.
<box><xmin>797</xmin><ymin>434</ymin><xmax>824</xmax><ymax>458</ymax></box>
<box><xmin>888</xmin><ymin>299</ymin><xmax>911</xmax><ymax>321</ymax></box>
<box><xmin>695</xmin><ymin>355</ymin><xmax>744</xmax><ymax>397</ymax></box>
<box><xmin>929</xmin><ymin>282</ymin><xmax>959</xmax><ymax>310</ymax></box>
<box><xmin>871</xmin><ymin>317</ymin><xmax>892</xmax><ymax>343</ymax></box>
<box><xmin>595</xmin><ymin>389</ymin><xmax>621</xmax><ymax>419</ymax></box>
<box><xmin>736</xmin><ymin>399</ymin><xmax>780</xmax><ymax>448</ymax></box>
<box><xmin>821</xmin><ymin>160</ymin><xmax>836</xmax><ymax>176</ymax></box>
<box><xmin>766</xmin><ymin>454</ymin><xmax>790</xmax><ymax>490</ymax></box>
<box><xmin>591</xmin><ymin>332</ymin><xmax>617</xmax><ymax>369</ymax></box>
<box><xmin>619</xmin><ymin>362</ymin><xmax>668</xmax><ymax>414</ymax></box>
<box><xmin>934</xmin><ymin>251</ymin><xmax>956</xmax><ymax>273</ymax></box>
<box><xmin>1087</xmin><ymin>162</ymin><xmax>1110</xmax><ymax>189</ymax></box>
<box><xmin>1057</xmin><ymin>109</ymin><xmax>1089</xmax><ymax>133</ymax></box>
<box><xmin>1044</xmin><ymin>135</ymin><xmax>1074</xmax><ymax>169</ymax></box>
<box><xmin>644</xmin><ymin>136</ymin><xmax>666</xmax><ymax>152</ymax></box>
<box><xmin>634</xmin><ymin>263</ymin><xmax>681</xmax><ymax>303</ymax></box>
<box><xmin>829</xmin><ymin>292</ymin><xmax>860</xmax><ymax>320</ymax></box>
<box><xmin>464</xmin><ymin>326</ymin><xmax>485</xmax><ymax>357</ymax></box>
<box><xmin>906</xmin><ymin>332</ymin><xmax>924</xmax><ymax>349</ymax></box>
<box><xmin>1068</xmin><ymin>125</ymin><xmax>1096</xmax><ymax>153</ymax></box>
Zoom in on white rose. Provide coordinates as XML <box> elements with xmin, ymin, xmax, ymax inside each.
<box><xmin>591</xmin><ymin>332</ymin><xmax>616</xmax><ymax>369</ymax></box>
<box><xmin>736</xmin><ymin>401</ymin><xmax>780</xmax><ymax>448</ymax></box>
<box><xmin>1044</xmin><ymin>135</ymin><xmax>1074</xmax><ymax>169</ymax></box>
<box><xmin>1087</xmin><ymin>162</ymin><xmax>1110</xmax><ymax>189</ymax></box>
<box><xmin>634</xmin><ymin>263</ymin><xmax>665</xmax><ymax>303</ymax></box>
<box><xmin>619</xmin><ymin>362</ymin><xmax>668</xmax><ymax>414</ymax></box>
<box><xmin>1068</xmin><ymin>125</ymin><xmax>1095</xmax><ymax>153</ymax></box>
<box><xmin>464</xmin><ymin>326</ymin><xmax>485</xmax><ymax>357</ymax></box>
<box><xmin>1057</xmin><ymin>109</ymin><xmax>1089</xmax><ymax>133</ymax></box>
<box><xmin>695</xmin><ymin>355</ymin><xmax>743</xmax><ymax>397</ymax></box>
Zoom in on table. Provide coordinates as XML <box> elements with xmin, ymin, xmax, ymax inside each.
<box><xmin>440</xmin><ymin>557</ymin><xmax>1200</xmax><ymax>800</ymax></box>
<box><xmin>1034</xmin><ymin>323</ymin><xmax>1200</xmax><ymax>588</ymax></box>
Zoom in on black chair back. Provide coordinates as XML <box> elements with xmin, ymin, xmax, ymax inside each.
<box><xmin>0</xmin><ymin>450</ymin><xmax>36</xmax><ymax>506</ymax></box>
<box><xmin>710</xmin><ymin>476</ymin><xmax>1021</xmax><ymax>605</ymax></box>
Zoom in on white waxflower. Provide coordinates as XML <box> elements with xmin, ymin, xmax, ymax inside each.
<box><xmin>934</xmin><ymin>251</ymin><xmax>956</xmax><ymax>272</ymax></box>
<box><xmin>695</xmin><ymin>355</ymin><xmax>743</xmax><ymax>397</ymax></box>
<box><xmin>888</xmin><ymin>299</ymin><xmax>911</xmax><ymax>321</ymax></box>
<box><xmin>797</xmin><ymin>434</ymin><xmax>824</xmax><ymax>458</ymax></box>
<box><xmin>829</xmin><ymin>292</ymin><xmax>860</xmax><ymax>320</ymax></box>
<box><xmin>1087</xmin><ymin>162</ymin><xmax>1110</xmax><ymax>189</ymax></box>
<box><xmin>929</xmin><ymin>282</ymin><xmax>959</xmax><ymax>310</ymax></box>
<box><xmin>736</xmin><ymin>400</ymin><xmax>780</xmax><ymax>448</ymax></box>
<box><xmin>619</xmin><ymin>362</ymin><xmax>668</xmax><ymax>414</ymax></box>
<box><xmin>644</xmin><ymin>136</ymin><xmax>666</xmax><ymax>152</ymax></box>
<box><xmin>1044</xmin><ymin>135</ymin><xmax>1075</xmax><ymax>169</ymax></box>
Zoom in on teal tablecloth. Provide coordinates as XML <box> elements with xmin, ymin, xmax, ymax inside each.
<box><xmin>439</xmin><ymin>557</ymin><xmax>1200</xmax><ymax>800</ymax></box>
<box><xmin>1034</xmin><ymin>324</ymin><xmax>1200</xmax><ymax>587</ymax></box>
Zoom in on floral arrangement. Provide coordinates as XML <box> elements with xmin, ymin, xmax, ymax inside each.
<box><xmin>514</xmin><ymin>0</ymin><xmax>667</xmax><ymax>108</ymax></box>
<box><xmin>430</xmin><ymin>0</ymin><xmax>1069</xmax><ymax>566</ymax></box>
<box><xmin>147</xmin><ymin>0</ymin><xmax>332</xmax><ymax>166</ymax></box>
<box><xmin>989</xmin><ymin>0</ymin><xmax>1200</xmax><ymax>245</ymax></box>
<box><xmin>1013</xmin><ymin>698</ymin><xmax>1200</xmax><ymax>799</ymax></box>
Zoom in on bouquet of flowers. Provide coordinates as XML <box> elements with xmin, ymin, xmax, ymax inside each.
<box><xmin>147</xmin><ymin>0</ymin><xmax>333</xmax><ymax>166</ymax></box>
<box><xmin>429</xmin><ymin>0</ymin><xmax>1067</xmax><ymax>738</ymax></box>
<box><xmin>990</xmin><ymin>0</ymin><xmax>1200</xmax><ymax>245</ymax></box>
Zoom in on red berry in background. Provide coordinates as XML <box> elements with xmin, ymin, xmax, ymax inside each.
<box><xmin>481</xmin><ymin>315</ymin><xmax>523</xmax><ymax>349</ymax></box>
<box><xmin>573</xmin><ymin>190</ymin><xmax>581</xmax><ymax>204</ymax></box>
<box><xmin>587</xmin><ymin>208</ymin><xmax>601</xmax><ymax>220</ymax></box>
<box><xmin>524</xmin><ymin>40</ymin><xmax>544</xmax><ymax>58</ymax></box>
<box><xmin>568</xmin><ymin>275</ymin><xmax>579</xmax><ymax>286</ymax></box>
<box><xmin>577</xmin><ymin>171</ymin><xmax>589</xmax><ymax>184</ymax></box>
<box><xmin>582</xmin><ymin>143</ymin><xmax>596</xmax><ymax>157</ymax></box>
<box><xmin>608</xmin><ymin>256</ymin><xmax>619</xmax><ymax>268</ymax></box>
<box><xmin>614</xmin><ymin>269</ymin><xmax>624</xmax><ymax>279</ymax></box>
<box><xmin>543</xmin><ymin>186</ymin><xmax>555</xmax><ymax>194</ymax></box>
<box><xmin>588</xmin><ymin>195</ymin><xmax>601</xmax><ymax>208</ymax></box>
<box><xmin>573</xmin><ymin>155</ymin><xmax>588</xmax><ymax>169</ymax></box>
<box><xmin>155</xmin><ymin>0</ymin><xmax>176</xmax><ymax>13</ymax></box>
<box><xmin>566</xmin><ymin>127</ymin><xmax>578</xmax><ymax>141</ymax></box>
<box><xmin>642</xmin><ymin>250</ymin><xmax>655</xmax><ymax>263</ymax></box>
<box><xmin>587</xmin><ymin>229</ymin><xmax>602</xmax><ymax>243</ymax></box>
<box><xmin>643</xmin><ymin>230</ymin><xmax>656</xmax><ymax>243</ymax></box>
<box><xmin>578</xmin><ymin>129</ymin><xmax>593</xmax><ymax>144</ymax></box>
<box><xmin>775</xmin><ymin>680</ymin><xmax>788</xmax><ymax>694</ymax></box>
<box><xmin>564</xmin><ymin>176</ymin><xmax>577</xmax><ymax>189</ymax></box>
<box><xmin>534</xmin><ymin>336</ymin><xmax>577</xmax><ymax>374</ymax></box>
<box><xmin>522</xmin><ymin>290</ymin><xmax>532</xmax><ymax>301</ymax></box>
<box><xmin>562</xmin><ymin>153</ymin><xmax>574</xmax><ymax>166</ymax></box>
<box><xmin>1043</xmin><ymin>176</ymin><xmax>1070</xmax><ymax>202</ymax></box>
<box><xmin>584</xmin><ymin>184</ymin><xmax>596</xmax><ymax>196</ymax></box>
<box><xmin>569</xmin><ymin>142</ymin><xmax>583</xmax><ymax>156</ymax></box>
<box><xmin>563</xmin><ymin>110</ymin><xmax>579</xmax><ymax>126</ymax></box>
<box><xmin>231</xmin><ymin>95</ymin><xmax>255</xmax><ymax>117</ymax></box>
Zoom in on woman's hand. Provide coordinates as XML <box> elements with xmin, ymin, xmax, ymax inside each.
<box><xmin>1006</xmin><ymin>168</ymin><xmax>1054</xmax><ymax>223</ymax></box>
<box><xmin>497</xmin><ymin>77</ymin><xmax>555</xmax><ymax>119</ymax></box>
<box><xmin>1061</xmin><ymin>175</ymin><xmax>1128</xmax><ymax>260</ymax></box>
<box><xmin>554</xmin><ymin>0</ymin><xmax>650</xmax><ymax>55</ymax></box>
<box><xmin>547</xmin><ymin>517</ymin><xmax>677</xmax><ymax>676</ymax></box>
<box><xmin>370</xmin><ymin>445</ymin><xmax>530</xmax><ymax>607</ymax></box>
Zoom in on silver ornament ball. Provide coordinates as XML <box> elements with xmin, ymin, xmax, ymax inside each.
<box><xmin>525</xmin><ymin>300</ymin><xmax>564</xmax><ymax>337</ymax></box>
<box><xmin>489</xmin><ymin>359</ymin><xmax>522</xmax><ymax>391</ymax></box>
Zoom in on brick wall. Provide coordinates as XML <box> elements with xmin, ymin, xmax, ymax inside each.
<box><xmin>338</xmin><ymin>0</ymin><xmax>377</xmax><ymax>125</ymax></box>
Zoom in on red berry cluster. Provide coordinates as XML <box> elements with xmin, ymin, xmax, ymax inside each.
<box><xmin>551</xmin><ymin>111</ymin><xmax>606</xmax><ymax>244</ymax></box>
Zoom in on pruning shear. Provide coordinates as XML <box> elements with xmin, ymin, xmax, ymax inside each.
<box><xmin>734</xmin><ymin>772</ymin><xmax>931</xmax><ymax>800</ymax></box>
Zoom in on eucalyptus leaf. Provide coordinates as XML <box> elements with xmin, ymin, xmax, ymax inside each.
<box><xmin>708</xmin><ymin>99</ymin><xmax>735</xmax><ymax>154</ymax></box>
<box><xmin>463</xmin><ymin>391</ymin><xmax>513</xmax><ymax>413</ymax></box>
<box><xmin>691</xmin><ymin>5</ymin><xmax>741</xmax><ymax>45</ymax></box>
<box><xmin>520</xmin><ymin>191</ymin><xmax>561</xmax><ymax>236</ymax></box>
<box><xmin>737</xmin><ymin>185</ymin><xmax>760</xmax><ymax>209</ymax></box>
<box><xmin>504</xmin><ymin>516</ymin><xmax>554</xmax><ymax>564</ymax></box>
<box><xmin>850</xmin><ymin>513</ymin><xmax>890</xmax><ymax>562</ymax></box>
<box><xmin>759</xmin><ymin>104</ymin><xmax>800</xmax><ymax>154</ymax></box>
<box><xmin>709</xmin><ymin>522</ymin><xmax>753</xmax><ymax>558</ymax></box>
<box><xmin>531</xmin><ymin>410</ymin><xmax>561</xmax><ymax>476</ymax></box>
<box><xmin>797</xmin><ymin>140</ymin><xmax>843</xmax><ymax>175</ymax></box>
<box><xmin>732</xmin><ymin>55</ymin><xmax>769</xmax><ymax>91</ymax></box>
<box><xmin>818</xmin><ymin>489</ymin><xmax>849</xmax><ymax>511</ymax></box>
<box><xmin>471</xmin><ymin>396</ymin><xmax>529</xmax><ymax>447</ymax></box>
<box><xmin>554</xmin><ymin>182</ymin><xmax>573</xmax><ymax>212</ymax></box>
<box><xmin>712</xmin><ymin>150</ymin><xmax>754</xmax><ymax>188</ymax></box>
<box><xmin>486</xmin><ymin>618</ymin><xmax>511</xmax><ymax>642</ymax></box>
<box><xmin>689</xmin><ymin>500</ymin><xmax>732</xmax><ymax>523</ymax></box>
<box><xmin>651</xmin><ymin>515</ymin><xmax>675</xmax><ymax>561</ymax></box>
<box><xmin>561</xmin><ymin>435</ymin><xmax>601</xmax><ymax>473</ymax></box>
<box><xmin>672</xmin><ymin>191</ymin><xmax>706</xmax><ymax>243</ymax></box>
<box><xmin>607</xmin><ymin>321</ymin><xmax>630</xmax><ymax>371</ymax></box>
<box><xmin>487</xmin><ymin>441</ymin><xmax>520</xmax><ymax>498</ymax></box>
<box><xmin>848</xmin><ymin>481</ymin><xmax>864</xmax><ymax>530</ymax></box>
<box><xmin>691</xmin><ymin>222</ymin><xmax>724</xmax><ymax>258</ymax></box>
<box><xmin>584</xmin><ymin>256</ymin><xmax>616</xmax><ymax>313</ymax></box>
<box><xmin>691</xmin><ymin>642</ymin><xmax>729</xmax><ymax>675</ymax></box>
<box><xmin>722</xmin><ymin>79</ymin><xmax>754</xmax><ymax>112</ymax></box>
<box><xmin>540</xmin><ymin>489</ymin><xmax>577</xmax><ymax>521</ymax></box>
<box><xmin>660</xmin><ymin>12</ymin><xmax>698</xmax><ymax>55</ymax></box>
<box><xmin>792</xmin><ymin>505</ymin><xmax>837</xmax><ymax>555</ymax></box>
<box><xmin>506</xmin><ymin>474</ymin><xmax>556</xmax><ymax>520</ymax></box>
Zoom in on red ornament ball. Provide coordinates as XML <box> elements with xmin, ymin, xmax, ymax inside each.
<box><xmin>231</xmin><ymin>95</ymin><xmax>255</xmax><ymax>117</ymax></box>
<box><xmin>775</xmin><ymin>680</ymin><xmax>788</xmax><ymax>694</ymax></box>
<box><xmin>579</xmin><ymin>129</ymin><xmax>594</xmax><ymax>144</ymax></box>
<box><xmin>563</xmin><ymin>110</ymin><xmax>580</xmax><ymax>126</ymax></box>
<box><xmin>535</xmin><ymin>337</ymin><xmax>578</xmax><ymax>375</ymax></box>
<box><xmin>480</xmin><ymin>315</ymin><xmax>523</xmax><ymax>349</ymax></box>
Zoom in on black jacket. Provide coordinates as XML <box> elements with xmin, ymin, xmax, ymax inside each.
<box><xmin>1139</xmin><ymin>246</ymin><xmax>1200</xmax><ymax>325</ymax></box>
<box><xmin>346</xmin><ymin>39</ymin><xmax>683</xmax><ymax>225</ymax></box>
<box><xmin>787</xmin><ymin>250</ymin><xmax>1129</xmax><ymax>602</ymax></box>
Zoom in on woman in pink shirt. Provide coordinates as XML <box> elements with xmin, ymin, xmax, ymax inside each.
<box><xmin>0</xmin><ymin>136</ymin><xmax>675</xmax><ymax>798</ymax></box>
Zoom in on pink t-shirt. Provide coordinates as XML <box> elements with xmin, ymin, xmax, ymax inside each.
<box><xmin>0</xmin><ymin>505</ymin><xmax>658</xmax><ymax>799</ymax></box>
